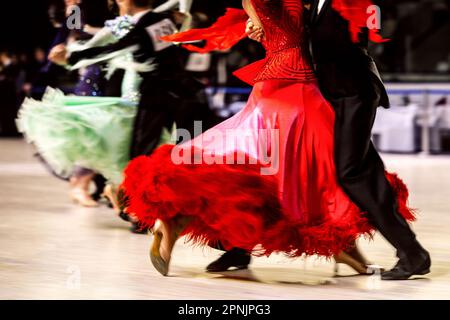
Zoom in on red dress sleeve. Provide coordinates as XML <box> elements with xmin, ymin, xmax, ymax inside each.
<box><xmin>161</xmin><ymin>8</ymin><xmax>248</xmax><ymax>53</ymax></box>
<box><xmin>332</xmin><ymin>0</ymin><xmax>389</xmax><ymax>43</ymax></box>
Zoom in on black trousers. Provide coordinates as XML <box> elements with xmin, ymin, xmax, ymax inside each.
<box><xmin>130</xmin><ymin>89</ymin><xmax>176</xmax><ymax>158</ymax></box>
<box><xmin>328</xmin><ymin>85</ymin><xmax>421</xmax><ymax>259</ymax></box>
<box><xmin>130</xmin><ymin>78</ymin><xmax>216</xmax><ymax>159</ymax></box>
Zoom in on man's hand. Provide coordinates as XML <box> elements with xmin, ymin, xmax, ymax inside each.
<box><xmin>246</xmin><ymin>19</ymin><xmax>265</xmax><ymax>43</ymax></box>
<box><xmin>172</xmin><ymin>11</ymin><xmax>188</xmax><ymax>25</ymax></box>
<box><xmin>48</xmin><ymin>44</ymin><xmax>69</xmax><ymax>66</ymax></box>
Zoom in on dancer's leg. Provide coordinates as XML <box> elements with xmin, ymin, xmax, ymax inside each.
<box><xmin>150</xmin><ymin>216</ymin><xmax>192</xmax><ymax>276</ymax></box>
<box><xmin>331</xmin><ymin>88</ymin><xmax>430</xmax><ymax>279</ymax></box>
<box><xmin>69</xmin><ymin>167</ymin><xmax>98</xmax><ymax>207</ymax></box>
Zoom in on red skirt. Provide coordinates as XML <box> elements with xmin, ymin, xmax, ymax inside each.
<box><xmin>122</xmin><ymin>80</ymin><xmax>415</xmax><ymax>257</ymax></box>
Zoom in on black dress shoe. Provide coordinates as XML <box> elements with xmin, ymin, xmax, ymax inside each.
<box><xmin>206</xmin><ymin>248</ymin><xmax>251</xmax><ymax>272</ymax></box>
<box><xmin>130</xmin><ymin>222</ymin><xmax>149</xmax><ymax>234</ymax></box>
<box><xmin>381</xmin><ymin>251</ymin><xmax>431</xmax><ymax>280</ymax></box>
<box><xmin>119</xmin><ymin>211</ymin><xmax>131</xmax><ymax>222</ymax></box>
<box><xmin>91</xmin><ymin>174</ymin><xmax>106</xmax><ymax>201</ymax></box>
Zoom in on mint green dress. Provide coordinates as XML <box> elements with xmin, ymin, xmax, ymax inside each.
<box><xmin>17</xmin><ymin>16</ymin><xmax>174</xmax><ymax>185</ymax></box>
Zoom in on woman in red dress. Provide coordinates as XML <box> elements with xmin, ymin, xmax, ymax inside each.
<box><xmin>122</xmin><ymin>0</ymin><xmax>415</xmax><ymax>276</ymax></box>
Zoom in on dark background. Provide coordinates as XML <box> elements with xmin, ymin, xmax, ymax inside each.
<box><xmin>0</xmin><ymin>0</ymin><xmax>449</xmax><ymax>76</ymax></box>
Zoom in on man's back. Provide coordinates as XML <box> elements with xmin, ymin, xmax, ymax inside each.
<box><xmin>308</xmin><ymin>0</ymin><xmax>388</xmax><ymax>106</ymax></box>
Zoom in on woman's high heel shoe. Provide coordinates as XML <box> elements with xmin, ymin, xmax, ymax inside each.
<box><xmin>70</xmin><ymin>188</ymin><xmax>99</xmax><ymax>207</ymax></box>
<box><xmin>102</xmin><ymin>184</ymin><xmax>121</xmax><ymax>214</ymax></box>
<box><xmin>150</xmin><ymin>217</ymin><xmax>190</xmax><ymax>276</ymax></box>
<box><xmin>151</xmin><ymin>224</ymin><xmax>169</xmax><ymax>276</ymax></box>
<box><xmin>334</xmin><ymin>251</ymin><xmax>385</xmax><ymax>276</ymax></box>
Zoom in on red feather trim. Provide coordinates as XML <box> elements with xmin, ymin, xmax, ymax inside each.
<box><xmin>385</xmin><ymin>172</ymin><xmax>417</xmax><ymax>222</ymax></box>
<box><xmin>121</xmin><ymin>145</ymin><xmax>416</xmax><ymax>257</ymax></box>
<box><xmin>332</xmin><ymin>0</ymin><xmax>389</xmax><ymax>43</ymax></box>
<box><xmin>121</xmin><ymin>145</ymin><xmax>371</xmax><ymax>257</ymax></box>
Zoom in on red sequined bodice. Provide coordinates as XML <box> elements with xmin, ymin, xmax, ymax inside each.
<box><xmin>162</xmin><ymin>1</ymin><xmax>317</xmax><ymax>85</ymax></box>
<box><xmin>245</xmin><ymin>0</ymin><xmax>316</xmax><ymax>83</ymax></box>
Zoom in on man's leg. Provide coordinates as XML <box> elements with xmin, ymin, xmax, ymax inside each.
<box><xmin>130</xmin><ymin>91</ymin><xmax>171</xmax><ymax>159</ymax></box>
<box><xmin>331</xmin><ymin>92</ymin><xmax>430</xmax><ymax>280</ymax></box>
<box><xmin>125</xmin><ymin>89</ymin><xmax>173</xmax><ymax>233</ymax></box>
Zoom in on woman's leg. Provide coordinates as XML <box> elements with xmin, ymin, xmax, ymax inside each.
<box><xmin>150</xmin><ymin>216</ymin><xmax>192</xmax><ymax>276</ymax></box>
<box><xmin>69</xmin><ymin>167</ymin><xmax>98</xmax><ymax>207</ymax></box>
<box><xmin>334</xmin><ymin>241</ymin><xmax>384</xmax><ymax>275</ymax></box>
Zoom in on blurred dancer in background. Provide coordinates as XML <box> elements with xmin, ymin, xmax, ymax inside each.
<box><xmin>19</xmin><ymin>0</ymin><xmax>160</xmax><ymax>231</ymax></box>
<box><xmin>18</xmin><ymin>1</ymin><xmax>141</xmax><ymax>205</ymax></box>
<box><xmin>47</xmin><ymin>0</ymin><xmax>216</xmax><ymax>226</ymax></box>
<box><xmin>20</xmin><ymin>0</ymin><xmax>112</xmax><ymax>207</ymax></box>
<box><xmin>51</xmin><ymin>0</ymin><xmax>215</xmax><ymax>158</ymax></box>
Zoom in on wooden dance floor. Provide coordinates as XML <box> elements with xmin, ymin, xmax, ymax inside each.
<box><xmin>1</xmin><ymin>138</ymin><xmax>449</xmax><ymax>300</ymax></box>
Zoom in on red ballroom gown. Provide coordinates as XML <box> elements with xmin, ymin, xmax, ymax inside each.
<box><xmin>122</xmin><ymin>0</ymin><xmax>415</xmax><ymax>257</ymax></box>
